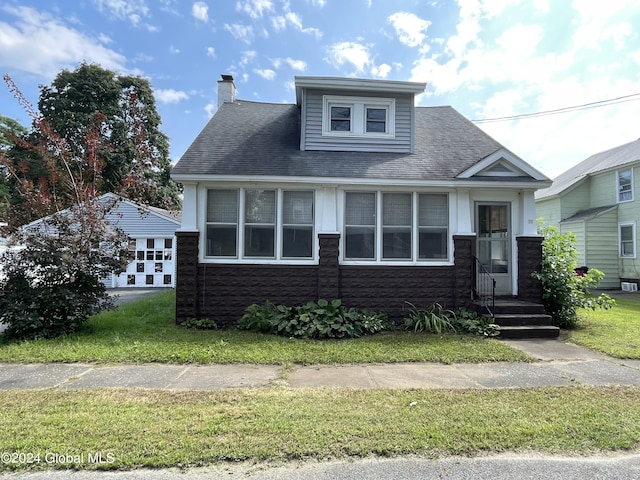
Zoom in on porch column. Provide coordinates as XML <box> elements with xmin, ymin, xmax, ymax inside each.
<box><xmin>175</xmin><ymin>231</ymin><xmax>199</xmax><ymax>323</ymax></box>
<box><xmin>517</xmin><ymin>236</ymin><xmax>543</xmax><ymax>303</ymax></box>
<box><xmin>317</xmin><ymin>233</ymin><xmax>340</xmax><ymax>300</ymax></box>
<box><xmin>453</xmin><ymin>234</ymin><xmax>476</xmax><ymax>307</ymax></box>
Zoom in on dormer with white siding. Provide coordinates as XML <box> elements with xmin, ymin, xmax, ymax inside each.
<box><xmin>295</xmin><ymin>76</ymin><xmax>426</xmax><ymax>153</ymax></box>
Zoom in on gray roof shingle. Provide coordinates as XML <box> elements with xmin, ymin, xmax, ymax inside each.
<box><xmin>172</xmin><ymin>100</ymin><xmax>509</xmax><ymax>181</ymax></box>
<box><xmin>536</xmin><ymin>138</ymin><xmax>640</xmax><ymax>200</ymax></box>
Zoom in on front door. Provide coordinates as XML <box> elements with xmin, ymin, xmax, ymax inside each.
<box><xmin>476</xmin><ymin>203</ymin><xmax>511</xmax><ymax>295</ymax></box>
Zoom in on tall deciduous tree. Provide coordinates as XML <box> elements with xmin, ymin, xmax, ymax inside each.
<box><xmin>0</xmin><ymin>115</ymin><xmax>29</xmax><ymax>221</ymax></box>
<box><xmin>37</xmin><ymin>63</ymin><xmax>181</xmax><ymax>210</ymax></box>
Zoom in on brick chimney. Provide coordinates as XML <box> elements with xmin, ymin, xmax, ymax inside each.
<box><xmin>217</xmin><ymin>74</ymin><xmax>236</xmax><ymax>107</ymax></box>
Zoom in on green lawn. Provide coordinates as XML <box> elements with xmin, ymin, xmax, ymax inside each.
<box><xmin>1</xmin><ymin>386</ymin><xmax>639</xmax><ymax>471</ymax></box>
<box><xmin>0</xmin><ymin>290</ymin><xmax>529</xmax><ymax>364</ymax></box>
<box><xmin>570</xmin><ymin>297</ymin><xmax>640</xmax><ymax>359</ymax></box>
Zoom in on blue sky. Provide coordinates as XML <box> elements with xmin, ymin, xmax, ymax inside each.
<box><xmin>1</xmin><ymin>0</ymin><xmax>639</xmax><ymax>178</ymax></box>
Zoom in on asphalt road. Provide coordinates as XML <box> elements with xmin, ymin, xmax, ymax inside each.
<box><xmin>1</xmin><ymin>454</ymin><xmax>639</xmax><ymax>479</ymax></box>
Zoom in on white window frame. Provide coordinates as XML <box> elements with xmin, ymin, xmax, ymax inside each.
<box><xmin>617</xmin><ymin>168</ymin><xmax>634</xmax><ymax>203</ymax></box>
<box><xmin>341</xmin><ymin>189</ymin><xmax>451</xmax><ymax>265</ymax></box>
<box><xmin>204</xmin><ymin>188</ymin><xmax>315</xmax><ymax>263</ymax></box>
<box><xmin>619</xmin><ymin>222</ymin><xmax>636</xmax><ymax>258</ymax></box>
<box><xmin>322</xmin><ymin>95</ymin><xmax>395</xmax><ymax>138</ymax></box>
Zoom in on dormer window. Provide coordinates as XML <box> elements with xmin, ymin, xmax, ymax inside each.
<box><xmin>323</xmin><ymin>95</ymin><xmax>395</xmax><ymax>138</ymax></box>
<box><xmin>330</xmin><ymin>105</ymin><xmax>351</xmax><ymax>132</ymax></box>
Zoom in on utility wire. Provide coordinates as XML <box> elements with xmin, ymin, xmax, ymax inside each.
<box><xmin>471</xmin><ymin>92</ymin><xmax>640</xmax><ymax>124</ymax></box>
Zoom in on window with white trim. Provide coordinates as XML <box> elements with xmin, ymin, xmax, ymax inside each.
<box><xmin>206</xmin><ymin>189</ymin><xmax>314</xmax><ymax>259</ymax></box>
<box><xmin>206</xmin><ymin>189</ymin><xmax>238</xmax><ymax>257</ymax></box>
<box><xmin>323</xmin><ymin>95</ymin><xmax>395</xmax><ymax>137</ymax></box>
<box><xmin>617</xmin><ymin>168</ymin><xmax>633</xmax><ymax>202</ymax></box>
<box><xmin>344</xmin><ymin>191</ymin><xmax>449</xmax><ymax>261</ymax></box>
<box><xmin>418</xmin><ymin>194</ymin><xmax>449</xmax><ymax>259</ymax></box>
<box><xmin>620</xmin><ymin>223</ymin><xmax>636</xmax><ymax>258</ymax></box>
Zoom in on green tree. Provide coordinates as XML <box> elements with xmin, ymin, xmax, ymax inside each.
<box><xmin>0</xmin><ymin>115</ymin><xmax>29</xmax><ymax>221</ymax></box>
<box><xmin>37</xmin><ymin>63</ymin><xmax>181</xmax><ymax>210</ymax></box>
<box><xmin>533</xmin><ymin>223</ymin><xmax>614</xmax><ymax>329</ymax></box>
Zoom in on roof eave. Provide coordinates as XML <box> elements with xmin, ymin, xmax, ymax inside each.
<box><xmin>294</xmin><ymin>76</ymin><xmax>426</xmax><ymax>104</ymax></box>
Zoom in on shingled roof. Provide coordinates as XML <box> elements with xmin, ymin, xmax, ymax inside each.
<box><xmin>172</xmin><ymin>100</ymin><xmax>509</xmax><ymax>181</ymax></box>
<box><xmin>536</xmin><ymin>137</ymin><xmax>640</xmax><ymax>200</ymax></box>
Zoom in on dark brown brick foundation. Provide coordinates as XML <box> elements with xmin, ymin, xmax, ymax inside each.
<box><xmin>175</xmin><ymin>232</ymin><xmax>541</xmax><ymax>326</ymax></box>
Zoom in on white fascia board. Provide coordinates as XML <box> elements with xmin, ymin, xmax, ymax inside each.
<box><xmin>295</xmin><ymin>76</ymin><xmax>426</xmax><ymax>104</ymax></box>
<box><xmin>457</xmin><ymin>148</ymin><xmax>550</xmax><ymax>181</ymax></box>
<box><xmin>171</xmin><ymin>173</ymin><xmax>550</xmax><ymax>190</ymax></box>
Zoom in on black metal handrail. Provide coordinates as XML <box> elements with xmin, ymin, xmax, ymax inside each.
<box><xmin>473</xmin><ymin>256</ymin><xmax>496</xmax><ymax>316</ymax></box>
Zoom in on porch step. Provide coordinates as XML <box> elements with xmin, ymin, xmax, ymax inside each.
<box><xmin>493</xmin><ymin>313</ymin><xmax>554</xmax><ymax>327</ymax></box>
<box><xmin>496</xmin><ymin>325</ymin><xmax>560</xmax><ymax>339</ymax></box>
<box><xmin>473</xmin><ymin>298</ymin><xmax>560</xmax><ymax>339</ymax></box>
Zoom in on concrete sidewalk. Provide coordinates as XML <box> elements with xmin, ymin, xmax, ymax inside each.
<box><xmin>1</xmin><ymin>339</ymin><xmax>640</xmax><ymax>391</ymax></box>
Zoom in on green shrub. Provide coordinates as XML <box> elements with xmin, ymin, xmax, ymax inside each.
<box><xmin>181</xmin><ymin>317</ymin><xmax>218</xmax><ymax>330</ymax></box>
<box><xmin>0</xmin><ymin>270</ymin><xmax>111</xmax><ymax>340</ymax></box>
<box><xmin>533</xmin><ymin>224</ymin><xmax>614</xmax><ymax>329</ymax></box>
<box><xmin>238</xmin><ymin>301</ymin><xmax>281</xmax><ymax>333</ymax></box>
<box><xmin>403</xmin><ymin>302</ymin><xmax>455</xmax><ymax>334</ymax></box>
<box><xmin>239</xmin><ymin>299</ymin><xmax>390</xmax><ymax>339</ymax></box>
<box><xmin>450</xmin><ymin>307</ymin><xmax>499</xmax><ymax>337</ymax></box>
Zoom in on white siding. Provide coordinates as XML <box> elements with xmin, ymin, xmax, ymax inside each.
<box><xmin>302</xmin><ymin>89</ymin><xmax>413</xmax><ymax>153</ymax></box>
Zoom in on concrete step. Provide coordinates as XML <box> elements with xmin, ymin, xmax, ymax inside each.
<box><xmin>492</xmin><ymin>313</ymin><xmax>554</xmax><ymax>327</ymax></box>
<box><xmin>492</xmin><ymin>300</ymin><xmax>546</xmax><ymax>315</ymax></box>
<box><xmin>497</xmin><ymin>325</ymin><xmax>560</xmax><ymax>339</ymax></box>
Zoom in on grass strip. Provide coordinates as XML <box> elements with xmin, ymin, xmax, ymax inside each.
<box><xmin>1</xmin><ymin>386</ymin><xmax>639</xmax><ymax>471</ymax></box>
<box><xmin>0</xmin><ymin>291</ymin><xmax>528</xmax><ymax>364</ymax></box>
<box><xmin>571</xmin><ymin>298</ymin><xmax>640</xmax><ymax>359</ymax></box>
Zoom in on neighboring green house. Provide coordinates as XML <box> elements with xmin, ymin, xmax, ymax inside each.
<box><xmin>535</xmin><ymin>139</ymin><xmax>640</xmax><ymax>290</ymax></box>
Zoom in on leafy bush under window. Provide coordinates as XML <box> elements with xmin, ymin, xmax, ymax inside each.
<box><xmin>238</xmin><ymin>299</ymin><xmax>391</xmax><ymax>339</ymax></box>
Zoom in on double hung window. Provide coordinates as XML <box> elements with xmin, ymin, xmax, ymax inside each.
<box><xmin>206</xmin><ymin>189</ymin><xmax>314</xmax><ymax>259</ymax></box>
<box><xmin>323</xmin><ymin>95</ymin><xmax>395</xmax><ymax>137</ymax></box>
<box><xmin>344</xmin><ymin>191</ymin><xmax>449</xmax><ymax>262</ymax></box>
<box><xmin>618</xmin><ymin>168</ymin><xmax>633</xmax><ymax>202</ymax></box>
<box><xmin>620</xmin><ymin>223</ymin><xmax>636</xmax><ymax>258</ymax></box>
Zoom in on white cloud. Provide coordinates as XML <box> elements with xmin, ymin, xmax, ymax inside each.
<box><xmin>155</xmin><ymin>88</ymin><xmax>189</xmax><ymax>103</ymax></box>
<box><xmin>371</xmin><ymin>63</ymin><xmax>391</xmax><ymax>78</ymax></box>
<box><xmin>236</xmin><ymin>0</ymin><xmax>274</xmax><ymax>19</ymax></box>
<box><xmin>92</xmin><ymin>0</ymin><xmax>150</xmax><ymax>26</ymax></box>
<box><xmin>206</xmin><ymin>46</ymin><xmax>216</xmax><ymax>58</ymax></box>
<box><xmin>205</xmin><ymin>102</ymin><xmax>216</xmax><ymax>118</ymax></box>
<box><xmin>224</xmin><ymin>23</ymin><xmax>255</xmax><ymax>44</ymax></box>
<box><xmin>192</xmin><ymin>1</ymin><xmax>208</xmax><ymax>22</ymax></box>
<box><xmin>240</xmin><ymin>50</ymin><xmax>257</xmax><ymax>66</ymax></box>
<box><xmin>0</xmin><ymin>6</ymin><xmax>128</xmax><ymax>77</ymax></box>
<box><xmin>271</xmin><ymin>10</ymin><xmax>322</xmax><ymax>39</ymax></box>
<box><xmin>284</xmin><ymin>57</ymin><xmax>306</xmax><ymax>71</ymax></box>
<box><xmin>255</xmin><ymin>68</ymin><xmax>276</xmax><ymax>80</ymax></box>
<box><xmin>169</xmin><ymin>45</ymin><xmax>180</xmax><ymax>54</ymax></box>
<box><xmin>326</xmin><ymin>41</ymin><xmax>371</xmax><ymax>73</ymax></box>
<box><xmin>388</xmin><ymin>12</ymin><xmax>431</xmax><ymax>47</ymax></box>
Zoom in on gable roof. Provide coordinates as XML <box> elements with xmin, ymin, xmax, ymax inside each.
<box><xmin>172</xmin><ymin>100</ymin><xmax>547</xmax><ymax>185</ymax></box>
<box><xmin>536</xmin><ymin>138</ymin><xmax>640</xmax><ymax>200</ymax></box>
<box><xmin>23</xmin><ymin>193</ymin><xmax>182</xmax><ymax>231</ymax></box>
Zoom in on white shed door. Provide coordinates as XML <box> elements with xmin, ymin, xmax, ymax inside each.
<box><xmin>115</xmin><ymin>238</ymin><xmax>175</xmax><ymax>287</ymax></box>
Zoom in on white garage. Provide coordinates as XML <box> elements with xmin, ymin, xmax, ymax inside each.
<box><xmin>101</xmin><ymin>196</ymin><xmax>181</xmax><ymax>288</ymax></box>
